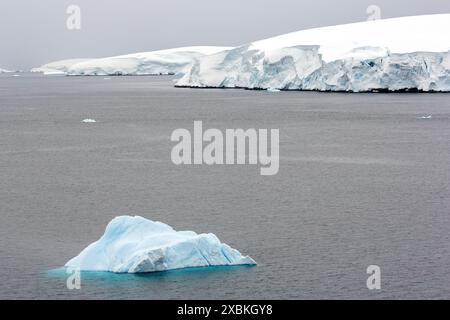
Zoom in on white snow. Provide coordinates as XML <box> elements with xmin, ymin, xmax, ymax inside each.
<box><xmin>81</xmin><ymin>119</ymin><xmax>96</xmax><ymax>123</ymax></box>
<box><xmin>66</xmin><ymin>46</ymin><xmax>231</xmax><ymax>76</ymax></box>
<box><xmin>65</xmin><ymin>216</ymin><xmax>256</xmax><ymax>273</ymax></box>
<box><xmin>35</xmin><ymin>69</ymin><xmax>66</xmax><ymax>76</ymax></box>
<box><xmin>250</xmin><ymin>14</ymin><xmax>450</xmax><ymax>63</ymax></box>
<box><xmin>0</xmin><ymin>68</ymin><xmax>13</xmax><ymax>73</ymax></box>
<box><xmin>31</xmin><ymin>59</ymin><xmax>92</xmax><ymax>75</ymax></box>
<box><xmin>176</xmin><ymin>14</ymin><xmax>450</xmax><ymax>92</ymax></box>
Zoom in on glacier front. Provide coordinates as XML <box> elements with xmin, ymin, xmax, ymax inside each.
<box><xmin>31</xmin><ymin>47</ymin><xmax>231</xmax><ymax>76</ymax></box>
<box><xmin>65</xmin><ymin>216</ymin><xmax>256</xmax><ymax>273</ymax></box>
<box><xmin>176</xmin><ymin>14</ymin><xmax>450</xmax><ymax>92</ymax></box>
<box><xmin>66</xmin><ymin>46</ymin><xmax>231</xmax><ymax>76</ymax></box>
<box><xmin>30</xmin><ymin>59</ymin><xmax>93</xmax><ymax>75</ymax></box>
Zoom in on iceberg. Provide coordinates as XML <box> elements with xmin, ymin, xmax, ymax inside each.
<box><xmin>65</xmin><ymin>46</ymin><xmax>231</xmax><ymax>76</ymax></box>
<box><xmin>65</xmin><ymin>216</ymin><xmax>256</xmax><ymax>273</ymax></box>
<box><xmin>176</xmin><ymin>14</ymin><xmax>450</xmax><ymax>92</ymax></box>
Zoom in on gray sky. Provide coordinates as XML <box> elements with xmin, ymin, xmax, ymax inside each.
<box><xmin>1</xmin><ymin>0</ymin><xmax>449</xmax><ymax>70</ymax></box>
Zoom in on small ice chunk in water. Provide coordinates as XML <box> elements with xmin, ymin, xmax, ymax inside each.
<box><xmin>81</xmin><ymin>119</ymin><xmax>96</xmax><ymax>123</ymax></box>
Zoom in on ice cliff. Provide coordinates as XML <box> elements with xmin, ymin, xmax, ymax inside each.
<box><xmin>65</xmin><ymin>216</ymin><xmax>256</xmax><ymax>273</ymax></box>
<box><xmin>176</xmin><ymin>14</ymin><xmax>450</xmax><ymax>92</ymax></box>
<box><xmin>31</xmin><ymin>47</ymin><xmax>230</xmax><ymax>76</ymax></box>
<box><xmin>30</xmin><ymin>59</ymin><xmax>93</xmax><ymax>75</ymax></box>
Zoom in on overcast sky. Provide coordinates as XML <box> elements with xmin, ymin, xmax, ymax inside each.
<box><xmin>1</xmin><ymin>0</ymin><xmax>449</xmax><ymax>69</ymax></box>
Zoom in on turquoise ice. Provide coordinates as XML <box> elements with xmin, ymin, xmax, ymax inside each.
<box><xmin>65</xmin><ymin>216</ymin><xmax>256</xmax><ymax>273</ymax></box>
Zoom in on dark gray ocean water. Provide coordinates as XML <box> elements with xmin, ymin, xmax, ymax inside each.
<box><xmin>0</xmin><ymin>73</ymin><xmax>449</xmax><ymax>299</ymax></box>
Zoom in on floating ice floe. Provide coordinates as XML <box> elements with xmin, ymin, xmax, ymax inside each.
<box><xmin>65</xmin><ymin>215</ymin><xmax>256</xmax><ymax>273</ymax></box>
<box><xmin>419</xmin><ymin>115</ymin><xmax>433</xmax><ymax>119</ymax></box>
<box><xmin>0</xmin><ymin>68</ymin><xmax>13</xmax><ymax>73</ymax></box>
<box><xmin>176</xmin><ymin>14</ymin><xmax>450</xmax><ymax>92</ymax></box>
<box><xmin>81</xmin><ymin>119</ymin><xmax>96</xmax><ymax>123</ymax></box>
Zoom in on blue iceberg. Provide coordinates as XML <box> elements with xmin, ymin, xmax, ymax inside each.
<box><xmin>65</xmin><ymin>216</ymin><xmax>256</xmax><ymax>273</ymax></box>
